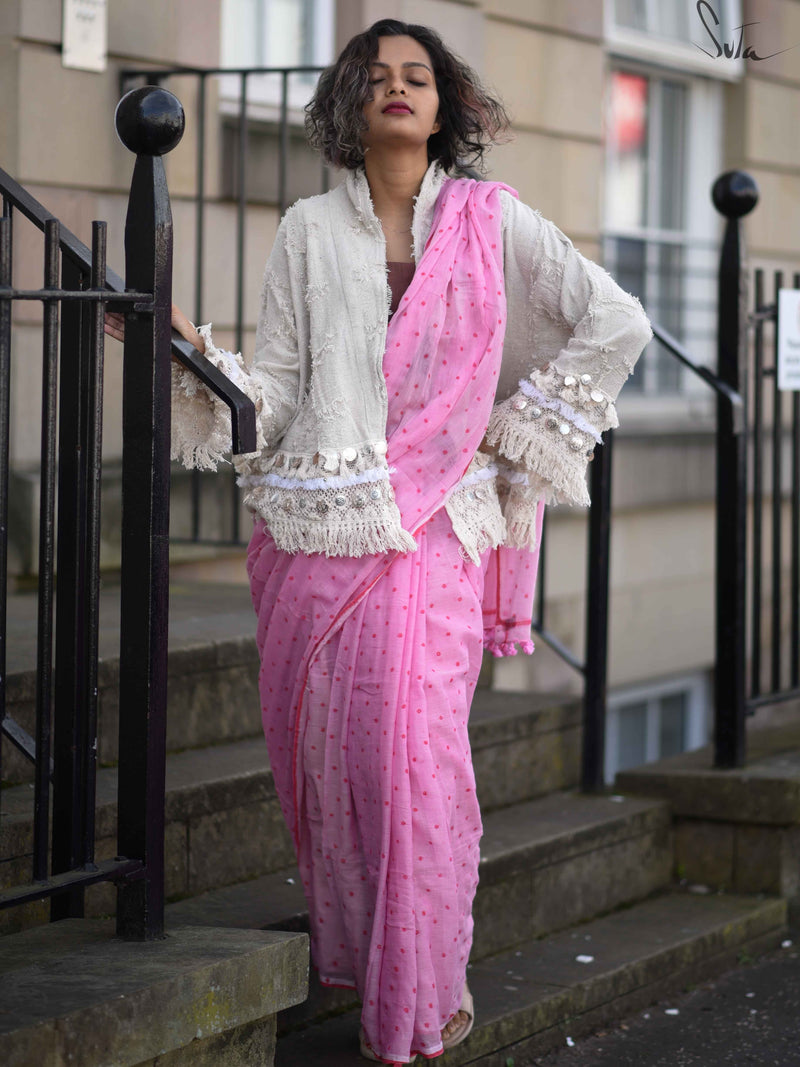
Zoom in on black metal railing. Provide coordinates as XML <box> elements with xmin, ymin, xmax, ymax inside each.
<box><xmin>534</xmin><ymin>173</ymin><xmax>757</xmax><ymax>782</ymax></box>
<box><xmin>115</xmin><ymin>65</ymin><xmax>482</xmax><ymax>545</ymax></box>
<box><xmin>748</xmin><ymin>268</ymin><xmax>800</xmax><ymax>712</ymax></box>
<box><xmin>120</xmin><ymin>63</ymin><xmax>326</xmax><ymax>544</ymax></box>
<box><xmin>0</xmin><ymin>87</ymin><xmax>256</xmax><ymax>936</ymax></box>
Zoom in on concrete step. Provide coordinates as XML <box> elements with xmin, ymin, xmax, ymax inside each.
<box><xmin>273</xmin><ymin>889</ymin><xmax>787</xmax><ymax>1066</ymax></box>
<box><xmin>615</xmin><ymin>721</ymin><xmax>800</xmax><ymax>923</ymax></box>
<box><xmin>3</xmin><ymin>580</ymin><xmax>581</xmax><ymax>792</ymax></box>
<box><xmin>2</xmin><ymin>689</ymin><xmax>582</xmax><ymax>933</ymax></box>
<box><xmin>0</xmin><ymin>918</ymin><xmax>308</xmax><ymax>1067</ymax></box>
<box><xmin>3</xmin><ymin>582</ymin><xmax>261</xmax><ymax>784</ymax></box>
<box><xmin>165</xmin><ymin>789</ymin><xmax>672</xmax><ymax>1030</ymax></box>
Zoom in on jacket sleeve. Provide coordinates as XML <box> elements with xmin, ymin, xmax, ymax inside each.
<box><xmin>170</xmin><ymin>206</ymin><xmax>304</xmax><ymax>470</ymax></box>
<box><xmin>485</xmin><ymin>191</ymin><xmax>652</xmax><ymax>506</ymax></box>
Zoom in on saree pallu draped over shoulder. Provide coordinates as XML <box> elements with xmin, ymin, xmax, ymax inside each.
<box><xmin>247</xmin><ymin>178</ymin><xmax>540</xmax><ymax>1063</ymax></box>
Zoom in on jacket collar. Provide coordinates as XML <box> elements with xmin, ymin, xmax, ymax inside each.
<box><xmin>344</xmin><ymin>160</ymin><xmax>449</xmax><ymax>262</ymax></box>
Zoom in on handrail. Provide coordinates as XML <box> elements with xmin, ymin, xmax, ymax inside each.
<box><xmin>651</xmin><ymin>321</ymin><xmax>745</xmax><ymax>433</ymax></box>
<box><xmin>0</xmin><ymin>166</ymin><xmax>256</xmax><ymax>455</ymax></box>
<box><xmin>120</xmin><ymin>63</ymin><xmax>326</xmax><ymax>80</ymax></box>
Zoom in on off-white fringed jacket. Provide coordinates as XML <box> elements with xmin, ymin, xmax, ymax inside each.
<box><xmin>171</xmin><ymin>161</ymin><xmax>652</xmax><ymax>561</ymax></box>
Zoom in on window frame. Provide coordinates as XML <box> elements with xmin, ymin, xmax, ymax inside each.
<box><xmin>605</xmin><ymin>671</ymin><xmax>711</xmax><ymax>783</ymax></box>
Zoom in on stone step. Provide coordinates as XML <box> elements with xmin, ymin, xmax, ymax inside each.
<box><xmin>3</xmin><ymin>579</ymin><xmax>581</xmax><ymax>791</ymax></box>
<box><xmin>165</xmin><ymin>789</ymin><xmax>672</xmax><ymax>1030</ymax></box>
<box><xmin>614</xmin><ymin>721</ymin><xmax>800</xmax><ymax>923</ymax></box>
<box><xmin>2</xmin><ymin>689</ymin><xmax>582</xmax><ymax>932</ymax></box>
<box><xmin>3</xmin><ymin>582</ymin><xmax>261</xmax><ymax>784</ymax></box>
<box><xmin>273</xmin><ymin>889</ymin><xmax>787</xmax><ymax>1066</ymax></box>
<box><xmin>0</xmin><ymin>918</ymin><xmax>308</xmax><ymax>1067</ymax></box>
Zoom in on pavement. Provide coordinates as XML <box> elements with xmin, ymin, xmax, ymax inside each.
<box><xmin>528</xmin><ymin>927</ymin><xmax>800</xmax><ymax>1067</ymax></box>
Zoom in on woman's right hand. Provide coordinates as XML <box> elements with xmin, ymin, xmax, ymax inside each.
<box><xmin>103</xmin><ymin>303</ymin><xmax>206</xmax><ymax>355</ymax></box>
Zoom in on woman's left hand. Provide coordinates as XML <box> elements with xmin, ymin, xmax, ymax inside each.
<box><xmin>103</xmin><ymin>303</ymin><xmax>206</xmax><ymax>355</ymax></box>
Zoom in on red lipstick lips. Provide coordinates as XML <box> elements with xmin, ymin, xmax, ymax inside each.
<box><xmin>383</xmin><ymin>102</ymin><xmax>412</xmax><ymax>114</ymax></box>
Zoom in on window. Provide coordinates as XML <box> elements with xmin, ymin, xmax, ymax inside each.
<box><xmin>221</xmin><ymin>0</ymin><xmax>333</xmax><ymax>68</ymax></box>
<box><xmin>605</xmin><ymin>673</ymin><xmax>711</xmax><ymax>782</ymax></box>
<box><xmin>604</xmin><ymin>3</ymin><xmax>738</xmax><ymax>402</ymax></box>
<box><xmin>219</xmin><ymin>0</ymin><xmax>333</xmax><ymax>117</ymax></box>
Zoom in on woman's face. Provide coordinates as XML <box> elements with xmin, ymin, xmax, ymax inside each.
<box><xmin>361</xmin><ymin>35</ymin><xmax>441</xmax><ymax>154</ymax></box>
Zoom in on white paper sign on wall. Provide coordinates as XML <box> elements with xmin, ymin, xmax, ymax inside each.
<box><xmin>62</xmin><ymin>0</ymin><xmax>108</xmax><ymax>73</ymax></box>
<box><xmin>778</xmin><ymin>288</ymin><xmax>800</xmax><ymax>392</ymax></box>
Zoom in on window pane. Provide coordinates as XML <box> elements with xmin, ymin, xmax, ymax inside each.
<box><xmin>608</xmin><ymin>237</ymin><xmax>648</xmax><ymax>392</ymax></box>
<box><xmin>615</xmin><ymin>0</ymin><xmax>648</xmax><ymax>31</ymax></box>
<box><xmin>607</xmin><ymin>72</ymin><xmax>648</xmax><ymax>231</ymax></box>
<box><xmin>658</xmin><ymin>81</ymin><xmax>687</xmax><ymax>231</ymax></box>
<box><xmin>658</xmin><ymin>1</ymin><xmax>692</xmax><ymax>43</ymax></box>
<box><xmin>659</xmin><ymin>692</ymin><xmax>687</xmax><ymax>757</ymax></box>
<box><xmin>655</xmin><ymin>243</ymin><xmax>683</xmax><ymax>391</ymax></box>
<box><xmin>221</xmin><ymin>0</ymin><xmax>260</xmax><ymax>66</ymax></box>
<box><xmin>616</xmin><ymin>0</ymin><xmax>696</xmax><ymax>43</ymax></box>
<box><xmin>265</xmin><ymin>0</ymin><xmax>307</xmax><ymax>66</ymax></box>
<box><xmin>617</xmin><ymin>702</ymin><xmax>648</xmax><ymax>770</ymax></box>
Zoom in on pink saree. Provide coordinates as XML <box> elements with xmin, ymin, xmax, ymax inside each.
<box><xmin>247</xmin><ymin>178</ymin><xmax>541</xmax><ymax>1063</ymax></box>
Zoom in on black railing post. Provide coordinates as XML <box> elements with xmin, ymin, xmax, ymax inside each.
<box><xmin>114</xmin><ymin>87</ymin><xmax>184</xmax><ymax>940</ymax></box>
<box><xmin>582</xmin><ymin>431</ymin><xmax>613</xmax><ymax>792</ymax></box>
<box><xmin>711</xmin><ymin>171</ymin><xmax>758</xmax><ymax>769</ymax></box>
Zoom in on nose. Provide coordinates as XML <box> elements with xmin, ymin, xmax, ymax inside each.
<box><xmin>385</xmin><ymin>70</ymin><xmax>406</xmax><ymax>95</ymax></box>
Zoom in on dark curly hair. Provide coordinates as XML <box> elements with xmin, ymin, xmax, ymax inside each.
<box><xmin>305</xmin><ymin>19</ymin><xmax>509</xmax><ymax>172</ymax></box>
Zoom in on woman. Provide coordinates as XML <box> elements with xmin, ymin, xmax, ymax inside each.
<box><xmin>123</xmin><ymin>19</ymin><xmax>651</xmax><ymax>1064</ymax></box>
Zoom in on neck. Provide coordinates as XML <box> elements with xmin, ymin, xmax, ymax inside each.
<box><xmin>363</xmin><ymin>149</ymin><xmax>431</xmax><ymax>222</ymax></box>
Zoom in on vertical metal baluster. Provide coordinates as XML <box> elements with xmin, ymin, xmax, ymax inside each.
<box><xmin>582</xmin><ymin>431</ymin><xmax>613</xmax><ymax>793</ymax></box>
<box><xmin>535</xmin><ymin>508</ymin><xmax>547</xmax><ymax>630</ymax></box>
<box><xmin>0</xmin><ymin>212</ymin><xmax>12</xmax><ymax>793</ymax></box>
<box><xmin>279</xmin><ymin>69</ymin><xmax>289</xmax><ymax>217</ymax></box>
<box><xmin>51</xmin><ymin>255</ymin><xmax>89</xmax><ymax>921</ymax></box>
<box><xmin>751</xmin><ymin>270</ymin><xmax>764</xmax><ymax>699</ymax></box>
<box><xmin>80</xmin><ymin>222</ymin><xmax>107</xmax><ymax>868</ymax></box>
<box><xmin>771</xmin><ymin>271</ymin><xmax>783</xmax><ymax>694</ymax></box>
<box><xmin>191</xmin><ymin>74</ymin><xmax>208</xmax><ymax>543</ymax></box>
<box><xmin>236</xmin><ymin>72</ymin><xmax>248</xmax><ymax>363</ymax></box>
<box><xmin>232</xmin><ymin>71</ymin><xmax>249</xmax><ymax>544</ymax></box>
<box><xmin>33</xmin><ymin>219</ymin><xmax>61</xmax><ymax>881</ymax></box>
<box><xmin>791</xmin><ymin>272</ymin><xmax>800</xmax><ymax>688</ymax></box>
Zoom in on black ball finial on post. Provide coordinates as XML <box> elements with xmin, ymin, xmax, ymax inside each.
<box><xmin>115</xmin><ymin>86</ymin><xmax>185</xmax><ymax>157</ymax></box>
<box><xmin>712</xmin><ymin>170</ymin><xmax>759</xmax><ymax>219</ymax></box>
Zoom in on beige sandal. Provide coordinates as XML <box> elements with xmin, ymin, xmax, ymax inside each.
<box><xmin>359</xmin><ymin>1026</ymin><xmax>416</xmax><ymax>1065</ymax></box>
<box><xmin>441</xmin><ymin>982</ymin><xmax>474</xmax><ymax>1050</ymax></box>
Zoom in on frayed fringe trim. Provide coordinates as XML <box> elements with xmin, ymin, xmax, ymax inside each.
<box><xmin>485</xmin><ymin>410</ymin><xmax>591</xmax><ymax>507</ymax></box>
<box><xmin>265</xmin><ymin>518</ymin><xmax>417</xmax><ymax>558</ymax></box>
<box><xmin>484</xmin><ymin>637</ymin><xmax>535</xmax><ymax>657</ymax></box>
<box><xmin>505</xmin><ymin>520</ymin><xmax>540</xmax><ymax>552</ymax></box>
<box><xmin>444</xmin><ymin>498</ymin><xmax>507</xmax><ymax>565</ymax></box>
<box><xmin>171</xmin><ymin>438</ymin><xmax>230</xmax><ymax>472</ymax></box>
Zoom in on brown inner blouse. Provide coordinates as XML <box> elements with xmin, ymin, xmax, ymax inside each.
<box><xmin>387</xmin><ymin>260</ymin><xmax>416</xmax><ymax>317</ymax></box>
